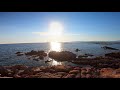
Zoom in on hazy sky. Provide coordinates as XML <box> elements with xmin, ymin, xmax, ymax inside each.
<box><xmin>0</xmin><ymin>12</ymin><xmax>120</xmax><ymax>44</ymax></box>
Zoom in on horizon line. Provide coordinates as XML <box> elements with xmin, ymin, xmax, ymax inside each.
<box><xmin>0</xmin><ymin>40</ymin><xmax>120</xmax><ymax>45</ymax></box>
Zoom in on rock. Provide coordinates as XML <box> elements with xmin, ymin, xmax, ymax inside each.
<box><xmin>20</xmin><ymin>67</ymin><xmax>34</xmax><ymax>75</ymax></box>
<box><xmin>11</xmin><ymin>65</ymin><xmax>28</xmax><ymax>70</ymax></box>
<box><xmin>17</xmin><ymin>54</ymin><xmax>24</xmax><ymax>56</ymax></box>
<box><xmin>49</xmin><ymin>51</ymin><xmax>76</xmax><ymax>61</ymax></box>
<box><xmin>75</xmin><ymin>73</ymin><xmax>81</xmax><ymax>78</ymax></box>
<box><xmin>56</xmin><ymin>72</ymin><xmax>67</xmax><ymax>76</ymax></box>
<box><xmin>115</xmin><ymin>68</ymin><xmax>120</xmax><ymax>74</ymax></box>
<box><xmin>0</xmin><ymin>77</ymin><xmax>13</xmax><ymax>78</ymax></box>
<box><xmin>25</xmin><ymin>50</ymin><xmax>47</xmax><ymax>57</ymax></box>
<box><xmin>86</xmin><ymin>74</ymin><xmax>91</xmax><ymax>78</ymax></box>
<box><xmin>105</xmin><ymin>52</ymin><xmax>120</xmax><ymax>58</ymax></box>
<box><xmin>74</xmin><ymin>67</ymin><xmax>81</xmax><ymax>70</ymax></box>
<box><xmin>69</xmin><ymin>70</ymin><xmax>80</xmax><ymax>74</ymax></box>
<box><xmin>33</xmin><ymin>58</ymin><xmax>39</xmax><ymax>61</ymax></box>
<box><xmin>75</xmin><ymin>48</ymin><xmax>80</xmax><ymax>52</ymax></box>
<box><xmin>39</xmin><ymin>56</ymin><xmax>44</xmax><ymax>60</ymax></box>
<box><xmin>81</xmin><ymin>74</ymin><xmax>86</xmax><ymax>78</ymax></box>
<box><xmin>64</xmin><ymin>74</ymin><xmax>76</xmax><ymax>78</ymax></box>
<box><xmin>100</xmin><ymin>68</ymin><xmax>114</xmax><ymax>78</ymax></box>
<box><xmin>85</xmin><ymin>53</ymin><xmax>94</xmax><ymax>57</ymax></box>
<box><xmin>0</xmin><ymin>66</ymin><xmax>9</xmax><ymax>76</ymax></box>
<box><xmin>15</xmin><ymin>52</ymin><xmax>22</xmax><ymax>54</ymax></box>
<box><xmin>102</xmin><ymin>46</ymin><xmax>119</xmax><ymax>50</ymax></box>
<box><xmin>45</xmin><ymin>60</ymin><xmax>51</xmax><ymax>63</ymax></box>
<box><xmin>78</xmin><ymin>55</ymin><xmax>88</xmax><ymax>58</ymax></box>
<box><xmin>53</xmin><ymin>65</ymin><xmax>69</xmax><ymax>72</ymax></box>
<box><xmin>13</xmin><ymin>74</ymin><xmax>21</xmax><ymax>78</ymax></box>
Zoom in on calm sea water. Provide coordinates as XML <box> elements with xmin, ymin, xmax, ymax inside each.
<box><xmin>0</xmin><ymin>42</ymin><xmax>120</xmax><ymax>67</ymax></box>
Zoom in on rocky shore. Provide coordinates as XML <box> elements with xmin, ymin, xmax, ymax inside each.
<box><xmin>0</xmin><ymin>65</ymin><xmax>120</xmax><ymax>78</ymax></box>
<box><xmin>1</xmin><ymin>49</ymin><xmax>118</xmax><ymax>78</ymax></box>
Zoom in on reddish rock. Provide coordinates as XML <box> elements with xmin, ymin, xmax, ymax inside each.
<box><xmin>86</xmin><ymin>74</ymin><xmax>91</xmax><ymax>78</ymax></box>
<box><xmin>64</xmin><ymin>74</ymin><xmax>76</xmax><ymax>78</ymax></box>
<box><xmin>69</xmin><ymin>70</ymin><xmax>80</xmax><ymax>74</ymax></box>
<box><xmin>74</xmin><ymin>67</ymin><xmax>81</xmax><ymax>70</ymax></box>
<box><xmin>75</xmin><ymin>73</ymin><xmax>81</xmax><ymax>78</ymax></box>
<box><xmin>53</xmin><ymin>65</ymin><xmax>69</xmax><ymax>72</ymax></box>
<box><xmin>13</xmin><ymin>74</ymin><xmax>21</xmax><ymax>78</ymax></box>
<box><xmin>11</xmin><ymin>65</ymin><xmax>28</xmax><ymax>70</ymax></box>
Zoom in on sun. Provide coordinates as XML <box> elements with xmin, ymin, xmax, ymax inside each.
<box><xmin>49</xmin><ymin>22</ymin><xmax>63</xmax><ymax>36</ymax></box>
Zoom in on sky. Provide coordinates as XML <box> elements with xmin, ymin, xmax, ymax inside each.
<box><xmin>0</xmin><ymin>12</ymin><xmax>120</xmax><ymax>44</ymax></box>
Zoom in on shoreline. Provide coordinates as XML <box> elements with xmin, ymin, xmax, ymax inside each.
<box><xmin>0</xmin><ymin>51</ymin><xmax>120</xmax><ymax>78</ymax></box>
<box><xmin>0</xmin><ymin>64</ymin><xmax>120</xmax><ymax>78</ymax></box>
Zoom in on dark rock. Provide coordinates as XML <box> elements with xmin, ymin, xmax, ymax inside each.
<box><xmin>39</xmin><ymin>56</ymin><xmax>44</xmax><ymax>60</ymax></box>
<box><xmin>45</xmin><ymin>60</ymin><xmax>51</xmax><ymax>63</ymax></box>
<box><xmin>15</xmin><ymin>52</ymin><xmax>21</xmax><ymax>54</ymax></box>
<box><xmin>85</xmin><ymin>53</ymin><xmax>94</xmax><ymax>57</ymax></box>
<box><xmin>0</xmin><ymin>66</ymin><xmax>9</xmax><ymax>76</ymax></box>
<box><xmin>75</xmin><ymin>48</ymin><xmax>80</xmax><ymax>52</ymax></box>
<box><xmin>102</xmin><ymin>46</ymin><xmax>119</xmax><ymax>50</ymax></box>
<box><xmin>17</xmin><ymin>54</ymin><xmax>24</xmax><ymax>56</ymax></box>
<box><xmin>25</xmin><ymin>50</ymin><xmax>47</xmax><ymax>57</ymax></box>
<box><xmin>105</xmin><ymin>52</ymin><xmax>120</xmax><ymax>58</ymax></box>
<box><xmin>49</xmin><ymin>51</ymin><xmax>76</xmax><ymax>61</ymax></box>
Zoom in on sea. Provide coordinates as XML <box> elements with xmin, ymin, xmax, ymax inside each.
<box><xmin>0</xmin><ymin>41</ymin><xmax>120</xmax><ymax>67</ymax></box>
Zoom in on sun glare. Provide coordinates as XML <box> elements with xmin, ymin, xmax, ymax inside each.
<box><xmin>49</xmin><ymin>22</ymin><xmax>63</xmax><ymax>36</ymax></box>
<box><xmin>50</xmin><ymin>42</ymin><xmax>62</xmax><ymax>52</ymax></box>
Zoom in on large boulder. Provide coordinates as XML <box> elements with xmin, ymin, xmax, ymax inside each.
<box><xmin>49</xmin><ymin>51</ymin><xmax>76</xmax><ymax>61</ymax></box>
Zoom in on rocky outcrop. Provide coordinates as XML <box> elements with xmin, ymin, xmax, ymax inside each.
<box><xmin>102</xmin><ymin>46</ymin><xmax>119</xmax><ymax>50</ymax></box>
<box><xmin>48</xmin><ymin>51</ymin><xmax>76</xmax><ymax>61</ymax></box>
<box><xmin>0</xmin><ymin>65</ymin><xmax>101</xmax><ymax>78</ymax></box>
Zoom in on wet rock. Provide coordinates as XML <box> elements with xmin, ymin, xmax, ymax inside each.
<box><xmin>102</xmin><ymin>46</ymin><xmax>119</xmax><ymax>50</ymax></box>
<box><xmin>17</xmin><ymin>54</ymin><xmax>24</xmax><ymax>56</ymax></box>
<box><xmin>45</xmin><ymin>60</ymin><xmax>51</xmax><ymax>63</ymax></box>
<box><xmin>15</xmin><ymin>52</ymin><xmax>24</xmax><ymax>56</ymax></box>
<box><xmin>49</xmin><ymin>51</ymin><xmax>76</xmax><ymax>61</ymax></box>
<box><xmin>78</xmin><ymin>55</ymin><xmax>88</xmax><ymax>58</ymax></box>
<box><xmin>75</xmin><ymin>48</ymin><xmax>80</xmax><ymax>52</ymax></box>
<box><xmin>25</xmin><ymin>50</ymin><xmax>47</xmax><ymax>57</ymax></box>
<box><xmin>15</xmin><ymin>52</ymin><xmax>22</xmax><ymax>54</ymax></box>
<box><xmin>85</xmin><ymin>53</ymin><xmax>94</xmax><ymax>57</ymax></box>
